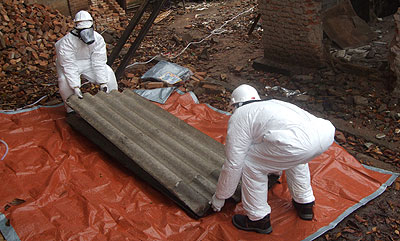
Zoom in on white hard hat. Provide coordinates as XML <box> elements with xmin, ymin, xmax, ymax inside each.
<box><xmin>231</xmin><ymin>84</ymin><xmax>260</xmax><ymax>105</ymax></box>
<box><xmin>74</xmin><ymin>10</ymin><xmax>93</xmax><ymax>22</ymax></box>
<box><xmin>75</xmin><ymin>20</ymin><xmax>93</xmax><ymax>29</ymax></box>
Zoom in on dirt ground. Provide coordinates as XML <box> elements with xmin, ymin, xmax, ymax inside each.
<box><xmin>1</xmin><ymin>0</ymin><xmax>400</xmax><ymax>240</ymax></box>
<box><xmin>126</xmin><ymin>1</ymin><xmax>400</xmax><ymax>240</ymax></box>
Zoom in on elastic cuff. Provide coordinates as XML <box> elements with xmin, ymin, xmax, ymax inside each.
<box><xmin>292</xmin><ymin>196</ymin><xmax>315</xmax><ymax>204</ymax></box>
<box><xmin>248</xmin><ymin>211</ymin><xmax>270</xmax><ymax>221</ymax></box>
<box><xmin>214</xmin><ymin>193</ymin><xmax>224</xmax><ymax>200</ymax></box>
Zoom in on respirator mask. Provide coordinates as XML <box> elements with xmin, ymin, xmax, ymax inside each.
<box><xmin>71</xmin><ymin>21</ymin><xmax>95</xmax><ymax>45</ymax></box>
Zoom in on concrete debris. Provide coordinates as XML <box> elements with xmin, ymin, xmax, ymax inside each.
<box><xmin>0</xmin><ymin>0</ymin><xmax>128</xmax><ymax>78</ymax></box>
<box><xmin>292</xmin><ymin>75</ymin><xmax>314</xmax><ymax>81</ymax></box>
<box><xmin>0</xmin><ymin>0</ymin><xmax>73</xmax><ymax>76</ymax></box>
<box><xmin>364</xmin><ymin>142</ymin><xmax>374</xmax><ymax>149</ymax></box>
<box><xmin>293</xmin><ymin>95</ymin><xmax>311</xmax><ymax>102</ymax></box>
<box><xmin>265</xmin><ymin>86</ymin><xmax>305</xmax><ymax>98</ymax></box>
<box><xmin>322</xmin><ymin>0</ymin><xmax>375</xmax><ymax>49</ymax></box>
<box><xmin>376</xmin><ymin>133</ymin><xmax>386</xmax><ymax>139</ymax></box>
<box><xmin>353</xmin><ymin>96</ymin><xmax>369</xmax><ymax>106</ymax></box>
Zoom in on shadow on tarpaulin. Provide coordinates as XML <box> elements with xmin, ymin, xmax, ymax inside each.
<box><xmin>0</xmin><ymin>90</ymin><xmax>398</xmax><ymax>241</ymax></box>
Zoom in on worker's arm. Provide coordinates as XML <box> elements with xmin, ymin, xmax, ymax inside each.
<box><xmin>212</xmin><ymin>111</ymin><xmax>252</xmax><ymax>210</ymax></box>
<box><xmin>56</xmin><ymin>37</ymin><xmax>81</xmax><ymax>89</ymax></box>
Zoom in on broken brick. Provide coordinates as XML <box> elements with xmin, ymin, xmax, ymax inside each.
<box><xmin>146</xmin><ymin>82</ymin><xmax>165</xmax><ymax>89</ymax></box>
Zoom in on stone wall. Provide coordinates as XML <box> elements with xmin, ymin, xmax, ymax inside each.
<box><xmin>259</xmin><ymin>0</ymin><xmax>326</xmax><ymax>72</ymax></box>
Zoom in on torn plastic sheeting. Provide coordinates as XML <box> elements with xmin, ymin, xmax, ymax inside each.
<box><xmin>0</xmin><ymin>92</ymin><xmax>398</xmax><ymax>241</ymax></box>
<box><xmin>140</xmin><ymin>60</ymin><xmax>193</xmax><ymax>84</ymax></box>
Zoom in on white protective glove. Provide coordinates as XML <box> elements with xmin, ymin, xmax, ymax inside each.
<box><xmin>209</xmin><ymin>194</ymin><xmax>225</xmax><ymax>212</ymax></box>
<box><xmin>74</xmin><ymin>87</ymin><xmax>83</xmax><ymax>99</ymax></box>
<box><xmin>100</xmin><ymin>83</ymin><xmax>108</xmax><ymax>93</ymax></box>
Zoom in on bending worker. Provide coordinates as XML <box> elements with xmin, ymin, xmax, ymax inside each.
<box><xmin>55</xmin><ymin>10</ymin><xmax>117</xmax><ymax>114</ymax></box>
<box><xmin>210</xmin><ymin>84</ymin><xmax>335</xmax><ymax>234</ymax></box>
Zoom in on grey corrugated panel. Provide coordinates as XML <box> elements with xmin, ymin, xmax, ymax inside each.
<box><xmin>66</xmin><ymin>90</ymin><xmax>240</xmax><ymax>218</ymax></box>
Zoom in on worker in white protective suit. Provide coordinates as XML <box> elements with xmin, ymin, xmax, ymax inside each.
<box><xmin>55</xmin><ymin>10</ymin><xmax>118</xmax><ymax>114</ymax></box>
<box><xmin>210</xmin><ymin>84</ymin><xmax>335</xmax><ymax>234</ymax></box>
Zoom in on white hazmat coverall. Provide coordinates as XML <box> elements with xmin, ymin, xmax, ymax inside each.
<box><xmin>55</xmin><ymin>31</ymin><xmax>117</xmax><ymax>113</ymax></box>
<box><xmin>215</xmin><ymin>99</ymin><xmax>335</xmax><ymax>221</ymax></box>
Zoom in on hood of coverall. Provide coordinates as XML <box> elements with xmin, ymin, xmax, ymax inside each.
<box><xmin>230</xmin><ymin>84</ymin><xmax>261</xmax><ymax>112</ymax></box>
<box><xmin>73</xmin><ymin>10</ymin><xmax>95</xmax><ymax>45</ymax></box>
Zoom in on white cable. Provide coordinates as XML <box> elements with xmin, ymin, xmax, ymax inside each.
<box><xmin>22</xmin><ymin>95</ymin><xmax>48</xmax><ymax>108</ymax></box>
<box><xmin>0</xmin><ymin>95</ymin><xmax>48</xmax><ymax>112</ymax></box>
<box><xmin>124</xmin><ymin>5</ymin><xmax>256</xmax><ymax>66</ymax></box>
<box><xmin>0</xmin><ymin>139</ymin><xmax>8</xmax><ymax>161</ymax></box>
<box><xmin>165</xmin><ymin>6</ymin><xmax>255</xmax><ymax>59</ymax></box>
<box><xmin>165</xmin><ymin>31</ymin><xmax>216</xmax><ymax>60</ymax></box>
<box><xmin>125</xmin><ymin>55</ymin><xmax>160</xmax><ymax>69</ymax></box>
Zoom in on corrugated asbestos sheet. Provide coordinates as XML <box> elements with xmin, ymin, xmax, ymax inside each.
<box><xmin>66</xmin><ymin>90</ymin><xmax>240</xmax><ymax>219</ymax></box>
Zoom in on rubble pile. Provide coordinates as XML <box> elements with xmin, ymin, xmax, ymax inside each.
<box><xmin>0</xmin><ymin>0</ymin><xmax>130</xmax><ymax>79</ymax></box>
<box><xmin>88</xmin><ymin>0</ymin><xmax>127</xmax><ymax>34</ymax></box>
<box><xmin>0</xmin><ymin>0</ymin><xmax>73</xmax><ymax>77</ymax></box>
<box><xmin>0</xmin><ymin>0</ymin><xmax>132</xmax><ymax>109</ymax></box>
<box><xmin>326</xmin><ymin>15</ymin><xmax>396</xmax><ymax>82</ymax></box>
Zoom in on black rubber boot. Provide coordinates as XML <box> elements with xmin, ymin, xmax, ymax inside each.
<box><xmin>232</xmin><ymin>214</ymin><xmax>272</xmax><ymax>234</ymax></box>
<box><xmin>293</xmin><ymin>199</ymin><xmax>315</xmax><ymax>220</ymax></box>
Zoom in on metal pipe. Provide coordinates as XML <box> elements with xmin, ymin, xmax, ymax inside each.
<box><xmin>115</xmin><ymin>0</ymin><xmax>168</xmax><ymax>80</ymax></box>
<box><xmin>107</xmin><ymin>0</ymin><xmax>151</xmax><ymax>66</ymax></box>
<box><xmin>248</xmin><ymin>13</ymin><xmax>261</xmax><ymax>35</ymax></box>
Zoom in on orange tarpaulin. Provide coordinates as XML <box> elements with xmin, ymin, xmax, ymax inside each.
<box><xmin>0</xmin><ymin>91</ymin><xmax>398</xmax><ymax>241</ymax></box>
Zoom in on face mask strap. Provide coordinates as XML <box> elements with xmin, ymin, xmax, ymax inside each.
<box><xmin>71</xmin><ymin>24</ymin><xmax>94</xmax><ymax>35</ymax></box>
<box><xmin>70</xmin><ymin>28</ymin><xmax>80</xmax><ymax>38</ymax></box>
<box><xmin>232</xmin><ymin>100</ymin><xmax>263</xmax><ymax>111</ymax></box>
<box><xmin>233</xmin><ymin>103</ymin><xmax>240</xmax><ymax>109</ymax></box>
<box><xmin>231</xmin><ymin>102</ymin><xmax>242</xmax><ymax>109</ymax></box>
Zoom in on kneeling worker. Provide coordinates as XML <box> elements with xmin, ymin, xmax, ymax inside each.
<box><xmin>55</xmin><ymin>10</ymin><xmax>118</xmax><ymax>114</ymax></box>
<box><xmin>211</xmin><ymin>84</ymin><xmax>335</xmax><ymax>234</ymax></box>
